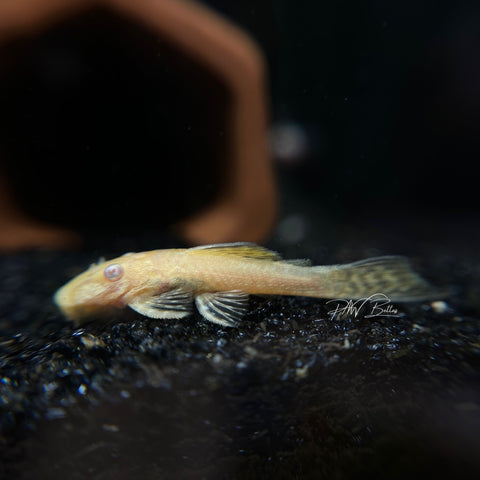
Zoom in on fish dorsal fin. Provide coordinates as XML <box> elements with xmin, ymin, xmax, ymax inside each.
<box><xmin>187</xmin><ymin>242</ymin><xmax>281</xmax><ymax>261</ymax></box>
<box><xmin>284</xmin><ymin>258</ymin><xmax>312</xmax><ymax>267</ymax></box>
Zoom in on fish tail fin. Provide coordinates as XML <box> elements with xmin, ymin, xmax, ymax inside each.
<box><xmin>313</xmin><ymin>256</ymin><xmax>441</xmax><ymax>301</ymax></box>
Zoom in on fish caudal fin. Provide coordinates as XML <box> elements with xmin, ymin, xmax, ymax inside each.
<box><xmin>316</xmin><ymin>256</ymin><xmax>441</xmax><ymax>302</ymax></box>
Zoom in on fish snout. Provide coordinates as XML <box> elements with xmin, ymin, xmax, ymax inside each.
<box><xmin>53</xmin><ymin>282</ymin><xmax>87</xmax><ymax>320</ymax></box>
<box><xmin>53</xmin><ymin>284</ymin><xmax>74</xmax><ymax>319</ymax></box>
<box><xmin>54</xmin><ymin>277</ymin><xmax>126</xmax><ymax>321</ymax></box>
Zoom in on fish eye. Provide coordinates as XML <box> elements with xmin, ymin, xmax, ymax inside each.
<box><xmin>103</xmin><ymin>263</ymin><xmax>124</xmax><ymax>281</ymax></box>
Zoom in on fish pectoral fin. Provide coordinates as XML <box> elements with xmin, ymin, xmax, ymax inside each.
<box><xmin>128</xmin><ymin>287</ymin><xmax>194</xmax><ymax>319</ymax></box>
<box><xmin>187</xmin><ymin>242</ymin><xmax>282</xmax><ymax>261</ymax></box>
<box><xmin>195</xmin><ymin>290</ymin><xmax>249</xmax><ymax>327</ymax></box>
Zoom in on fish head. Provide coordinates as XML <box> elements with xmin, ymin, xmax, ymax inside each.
<box><xmin>54</xmin><ymin>253</ymin><xmax>144</xmax><ymax>322</ymax></box>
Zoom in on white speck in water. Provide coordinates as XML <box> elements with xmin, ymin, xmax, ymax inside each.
<box><xmin>295</xmin><ymin>364</ymin><xmax>309</xmax><ymax>379</ymax></box>
<box><xmin>212</xmin><ymin>353</ymin><xmax>223</xmax><ymax>364</ymax></box>
<box><xmin>431</xmin><ymin>301</ymin><xmax>449</xmax><ymax>314</ymax></box>
<box><xmin>43</xmin><ymin>382</ymin><xmax>58</xmax><ymax>394</ymax></box>
<box><xmin>45</xmin><ymin>407</ymin><xmax>66</xmax><ymax>420</ymax></box>
<box><xmin>102</xmin><ymin>424</ymin><xmax>120</xmax><ymax>433</ymax></box>
<box><xmin>120</xmin><ymin>390</ymin><xmax>131</xmax><ymax>399</ymax></box>
<box><xmin>269</xmin><ymin>122</ymin><xmax>309</xmax><ymax>164</ymax></box>
<box><xmin>276</xmin><ymin>214</ymin><xmax>308</xmax><ymax>245</ymax></box>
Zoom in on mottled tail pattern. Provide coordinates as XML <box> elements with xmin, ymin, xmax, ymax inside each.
<box><xmin>319</xmin><ymin>256</ymin><xmax>437</xmax><ymax>301</ymax></box>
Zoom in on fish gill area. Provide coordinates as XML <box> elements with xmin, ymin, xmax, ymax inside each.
<box><xmin>0</xmin><ymin>225</ymin><xmax>479</xmax><ymax>480</ymax></box>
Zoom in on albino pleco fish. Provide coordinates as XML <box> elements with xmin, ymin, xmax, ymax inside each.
<box><xmin>54</xmin><ymin>242</ymin><xmax>439</xmax><ymax>327</ymax></box>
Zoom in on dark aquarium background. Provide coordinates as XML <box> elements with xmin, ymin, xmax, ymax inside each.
<box><xmin>221</xmin><ymin>0</ymin><xmax>480</xmax><ymax>217</ymax></box>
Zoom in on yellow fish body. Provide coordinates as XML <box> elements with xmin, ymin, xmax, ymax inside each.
<box><xmin>54</xmin><ymin>243</ymin><xmax>437</xmax><ymax>327</ymax></box>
